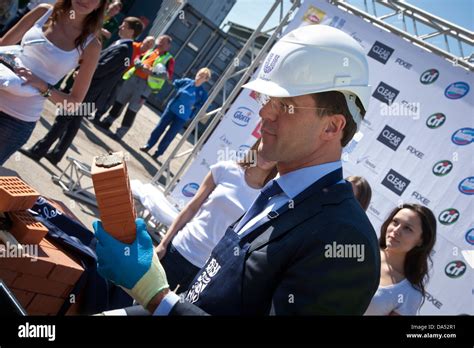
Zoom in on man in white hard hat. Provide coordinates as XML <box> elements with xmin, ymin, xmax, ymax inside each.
<box><xmin>93</xmin><ymin>25</ymin><xmax>381</xmax><ymax>315</ymax></box>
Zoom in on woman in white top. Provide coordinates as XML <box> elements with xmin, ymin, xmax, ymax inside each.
<box><xmin>365</xmin><ymin>203</ymin><xmax>437</xmax><ymax>315</ymax></box>
<box><xmin>157</xmin><ymin>139</ymin><xmax>278</xmax><ymax>292</ymax></box>
<box><xmin>0</xmin><ymin>0</ymin><xmax>105</xmax><ymax>165</ymax></box>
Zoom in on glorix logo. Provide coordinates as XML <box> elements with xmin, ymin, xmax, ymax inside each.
<box><xmin>18</xmin><ymin>323</ymin><xmax>55</xmax><ymax>341</ymax></box>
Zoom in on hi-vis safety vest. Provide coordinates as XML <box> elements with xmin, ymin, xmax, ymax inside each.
<box><xmin>123</xmin><ymin>50</ymin><xmax>173</xmax><ymax>92</ymax></box>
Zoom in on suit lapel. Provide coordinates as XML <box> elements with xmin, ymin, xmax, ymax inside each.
<box><xmin>247</xmin><ymin>179</ymin><xmax>353</xmax><ymax>254</ymax></box>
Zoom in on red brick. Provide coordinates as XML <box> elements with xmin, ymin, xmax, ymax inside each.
<box><xmin>27</xmin><ymin>294</ymin><xmax>65</xmax><ymax>315</ymax></box>
<box><xmin>91</xmin><ymin>152</ymin><xmax>136</xmax><ymax>244</ymax></box>
<box><xmin>0</xmin><ymin>176</ymin><xmax>39</xmax><ymax>212</ymax></box>
<box><xmin>46</xmin><ymin>247</ymin><xmax>84</xmax><ymax>286</ymax></box>
<box><xmin>11</xmin><ymin>288</ymin><xmax>35</xmax><ymax>308</ymax></box>
<box><xmin>0</xmin><ymin>243</ymin><xmax>55</xmax><ymax>278</ymax></box>
<box><xmin>12</xmin><ymin>274</ymin><xmax>71</xmax><ymax>298</ymax></box>
<box><xmin>0</xmin><ymin>268</ymin><xmax>19</xmax><ymax>286</ymax></box>
<box><xmin>9</xmin><ymin>211</ymin><xmax>48</xmax><ymax>245</ymax></box>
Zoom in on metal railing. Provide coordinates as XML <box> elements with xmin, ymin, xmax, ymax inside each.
<box><xmin>330</xmin><ymin>0</ymin><xmax>473</xmax><ymax>71</ymax></box>
<box><xmin>151</xmin><ymin>0</ymin><xmax>301</xmax><ymax>195</ymax></box>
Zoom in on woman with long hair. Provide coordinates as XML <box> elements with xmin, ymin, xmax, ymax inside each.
<box><xmin>0</xmin><ymin>0</ymin><xmax>105</xmax><ymax>165</ymax></box>
<box><xmin>156</xmin><ymin>139</ymin><xmax>278</xmax><ymax>292</ymax></box>
<box><xmin>365</xmin><ymin>203</ymin><xmax>437</xmax><ymax>315</ymax></box>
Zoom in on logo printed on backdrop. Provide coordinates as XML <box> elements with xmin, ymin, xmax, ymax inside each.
<box><xmin>451</xmin><ymin>128</ymin><xmax>474</xmax><ymax>145</ymax></box>
<box><xmin>252</xmin><ymin>121</ymin><xmax>262</xmax><ymax>139</ymax></box>
<box><xmin>232</xmin><ymin>107</ymin><xmax>253</xmax><ymax>127</ymax></box>
<box><xmin>426</xmin><ymin>113</ymin><xmax>446</xmax><ymax>129</ymax></box>
<box><xmin>406</xmin><ymin>145</ymin><xmax>424</xmax><ymax>159</ymax></box>
<box><xmin>395</xmin><ymin>57</ymin><xmax>412</xmax><ymax>70</ymax></box>
<box><xmin>445</xmin><ymin>82</ymin><xmax>470</xmax><ymax>99</ymax></box>
<box><xmin>425</xmin><ymin>291</ymin><xmax>443</xmax><ymax>309</ymax></box>
<box><xmin>219</xmin><ymin>134</ymin><xmax>232</xmax><ymax>146</ymax></box>
<box><xmin>182</xmin><ymin>183</ymin><xmax>200</xmax><ymax>198</ymax></box>
<box><xmin>367</xmin><ymin>41</ymin><xmax>394</xmax><ymax>64</ymax></box>
<box><xmin>349</xmin><ymin>32</ymin><xmax>365</xmax><ymax>48</ymax></box>
<box><xmin>262</xmin><ymin>53</ymin><xmax>280</xmax><ymax>74</ymax></box>
<box><xmin>465</xmin><ymin>228</ymin><xmax>474</xmax><ymax>246</ymax></box>
<box><xmin>328</xmin><ymin>16</ymin><xmax>346</xmax><ymax>29</ymax></box>
<box><xmin>444</xmin><ymin>260</ymin><xmax>467</xmax><ymax>278</ymax></box>
<box><xmin>372</xmin><ymin>82</ymin><xmax>400</xmax><ymax>105</ymax></box>
<box><xmin>303</xmin><ymin>6</ymin><xmax>326</xmax><ymax>25</ymax></box>
<box><xmin>458</xmin><ymin>177</ymin><xmax>474</xmax><ymax>195</ymax></box>
<box><xmin>381</xmin><ymin>169</ymin><xmax>411</xmax><ymax>196</ymax></box>
<box><xmin>411</xmin><ymin>191</ymin><xmax>430</xmax><ymax>206</ymax></box>
<box><xmin>438</xmin><ymin>208</ymin><xmax>460</xmax><ymax>225</ymax></box>
<box><xmin>420</xmin><ymin>69</ymin><xmax>439</xmax><ymax>84</ymax></box>
<box><xmin>377</xmin><ymin>125</ymin><xmax>405</xmax><ymax>151</ymax></box>
<box><xmin>432</xmin><ymin>160</ymin><xmax>453</xmax><ymax>176</ymax></box>
<box><xmin>238</xmin><ymin>144</ymin><xmax>251</xmax><ymax>159</ymax></box>
<box><xmin>356</xmin><ymin>156</ymin><xmax>379</xmax><ymax>174</ymax></box>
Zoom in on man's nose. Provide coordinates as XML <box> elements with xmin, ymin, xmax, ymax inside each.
<box><xmin>259</xmin><ymin>100</ymin><xmax>277</xmax><ymax>121</ymax></box>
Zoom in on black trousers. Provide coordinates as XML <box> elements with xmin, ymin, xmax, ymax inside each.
<box><xmin>30</xmin><ymin>116</ymin><xmax>83</xmax><ymax>162</ymax></box>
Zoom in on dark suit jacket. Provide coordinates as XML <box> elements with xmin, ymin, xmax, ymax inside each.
<box><xmin>170</xmin><ymin>178</ymin><xmax>381</xmax><ymax>316</ymax></box>
<box><xmin>85</xmin><ymin>39</ymin><xmax>133</xmax><ymax>111</ymax></box>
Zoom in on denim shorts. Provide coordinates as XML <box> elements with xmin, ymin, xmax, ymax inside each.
<box><xmin>0</xmin><ymin>111</ymin><xmax>37</xmax><ymax>165</ymax></box>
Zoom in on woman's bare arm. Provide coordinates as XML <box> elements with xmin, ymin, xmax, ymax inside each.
<box><xmin>0</xmin><ymin>4</ymin><xmax>51</xmax><ymax>46</ymax></box>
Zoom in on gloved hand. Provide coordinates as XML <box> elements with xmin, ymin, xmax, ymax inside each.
<box><xmin>94</xmin><ymin>218</ymin><xmax>169</xmax><ymax>307</ymax></box>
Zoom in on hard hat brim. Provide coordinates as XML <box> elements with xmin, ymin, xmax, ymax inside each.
<box><xmin>243</xmin><ymin>78</ymin><xmax>371</xmax><ymax>112</ymax></box>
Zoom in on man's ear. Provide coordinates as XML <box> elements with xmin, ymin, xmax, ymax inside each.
<box><xmin>321</xmin><ymin>114</ymin><xmax>346</xmax><ymax>141</ymax></box>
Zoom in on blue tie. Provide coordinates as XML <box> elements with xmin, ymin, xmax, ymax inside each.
<box><xmin>238</xmin><ymin>180</ymin><xmax>283</xmax><ymax>231</ymax></box>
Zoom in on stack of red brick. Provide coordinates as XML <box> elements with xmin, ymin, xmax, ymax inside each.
<box><xmin>91</xmin><ymin>152</ymin><xmax>136</xmax><ymax>244</ymax></box>
<box><xmin>0</xmin><ymin>176</ymin><xmax>84</xmax><ymax>315</ymax></box>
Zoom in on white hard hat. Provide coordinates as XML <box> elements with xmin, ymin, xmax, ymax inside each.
<box><xmin>243</xmin><ymin>25</ymin><xmax>371</xmax><ymax>127</ymax></box>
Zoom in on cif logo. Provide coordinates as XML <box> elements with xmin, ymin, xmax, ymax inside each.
<box><xmin>426</xmin><ymin>113</ymin><xmax>446</xmax><ymax>129</ymax></box>
<box><xmin>438</xmin><ymin>208</ymin><xmax>460</xmax><ymax>225</ymax></box>
<box><xmin>263</xmin><ymin>53</ymin><xmax>280</xmax><ymax>74</ymax></box>
<box><xmin>465</xmin><ymin>228</ymin><xmax>474</xmax><ymax>245</ymax></box>
<box><xmin>458</xmin><ymin>177</ymin><xmax>474</xmax><ymax>195</ymax></box>
<box><xmin>445</xmin><ymin>82</ymin><xmax>470</xmax><ymax>99</ymax></box>
<box><xmin>444</xmin><ymin>260</ymin><xmax>466</xmax><ymax>278</ymax></box>
<box><xmin>432</xmin><ymin>160</ymin><xmax>453</xmax><ymax>176</ymax></box>
<box><xmin>182</xmin><ymin>182</ymin><xmax>199</xmax><ymax>197</ymax></box>
<box><xmin>372</xmin><ymin>82</ymin><xmax>400</xmax><ymax>105</ymax></box>
<box><xmin>232</xmin><ymin>107</ymin><xmax>253</xmax><ymax>127</ymax></box>
<box><xmin>420</xmin><ymin>69</ymin><xmax>439</xmax><ymax>84</ymax></box>
<box><xmin>451</xmin><ymin>128</ymin><xmax>474</xmax><ymax>145</ymax></box>
<box><xmin>367</xmin><ymin>41</ymin><xmax>394</xmax><ymax>64</ymax></box>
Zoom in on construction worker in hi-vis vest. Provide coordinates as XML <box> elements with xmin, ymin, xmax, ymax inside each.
<box><xmin>123</xmin><ymin>49</ymin><xmax>173</xmax><ymax>92</ymax></box>
<box><xmin>99</xmin><ymin>35</ymin><xmax>175</xmax><ymax>139</ymax></box>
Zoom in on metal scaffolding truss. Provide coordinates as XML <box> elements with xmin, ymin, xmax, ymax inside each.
<box><xmin>330</xmin><ymin>0</ymin><xmax>474</xmax><ymax>71</ymax></box>
<box><xmin>148</xmin><ymin>0</ymin><xmax>472</xmax><ymax>198</ymax></box>
<box><xmin>151</xmin><ymin>0</ymin><xmax>301</xmax><ymax>195</ymax></box>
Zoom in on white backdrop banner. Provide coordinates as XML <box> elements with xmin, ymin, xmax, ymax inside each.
<box><xmin>170</xmin><ymin>0</ymin><xmax>473</xmax><ymax>315</ymax></box>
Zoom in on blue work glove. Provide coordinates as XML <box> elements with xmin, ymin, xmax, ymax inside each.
<box><xmin>94</xmin><ymin>218</ymin><xmax>169</xmax><ymax>307</ymax></box>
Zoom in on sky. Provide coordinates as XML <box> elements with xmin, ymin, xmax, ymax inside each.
<box><xmin>222</xmin><ymin>0</ymin><xmax>473</xmax><ymax>58</ymax></box>
<box><xmin>223</xmin><ymin>0</ymin><xmax>474</xmax><ymax>30</ymax></box>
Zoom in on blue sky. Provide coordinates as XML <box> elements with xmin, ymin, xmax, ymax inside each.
<box><xmin>222</xmin><ymin>0</ymin><xmax>473</xmax><ymax>57</ymax></box>
<box><xmin>223</xmin><ymin>0</ymin><xmax>473</xmax><ymax>30</ymax></box>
